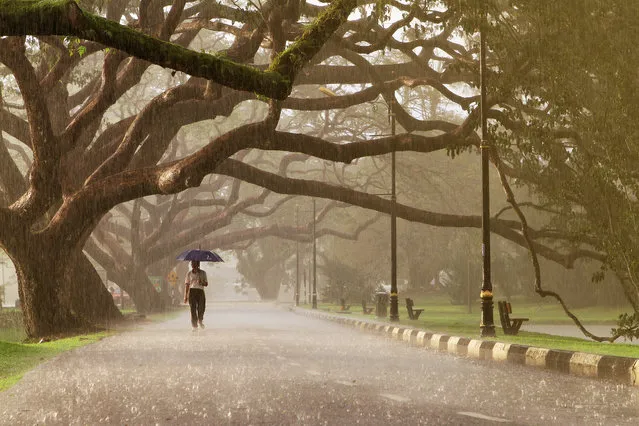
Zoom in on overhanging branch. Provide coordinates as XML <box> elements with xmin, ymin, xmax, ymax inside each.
<box><xmin>0</xmin><ymin>0</ymin><xmax>357</xmax><ymax>100</ymax></box>
<box><xmin>216</xmin><ymin>159</ymin><xmax>605</xmax><ymax>268</ymax></box>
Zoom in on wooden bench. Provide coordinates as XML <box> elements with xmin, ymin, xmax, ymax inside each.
<box><xmin>361</xmin><ymin>300</ymin><xmax>374</xmax><ymax>314</ymax></box>
<box><xmin>405</xmin><ymin>298</ymin><xmax>424</xmax><ymax>320</ymax></box>
<box><xmin>497</xmin><ymin>300</ymin><xmax>529</xmax><ymax>335</ymax></box>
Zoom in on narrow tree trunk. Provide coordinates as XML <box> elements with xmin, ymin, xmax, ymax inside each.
<box><xmin>118</xmin><ymin>267</ymin><xmax>166</xmax><ymax>313</ymax></box>
<box><xmin>255</xmin><ymin>279</ymin><xmax>279</xmax><ymax>300</ymax></box>
<box><xmin>146</xmin><ymin>259</ymin><xmax>177</xmax><ymax>306</ymax></box>
<box><xmin>408</xmin><ymin>259</ymin><xmax>423</xmax><ymax>291</ymax></box>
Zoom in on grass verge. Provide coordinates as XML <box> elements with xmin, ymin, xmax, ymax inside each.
<box><xmin>0</xmin><ymin>332</ymin><xmax>111</xmax><ymax>392</ymax></box>
<box><xmin>406</xmin><ymin>295</ymin><xmax>629</xmax><ymax>325</ymax></box>
<box><xmin>302</xmin><ymin>302</ymin><xmax>639</xmax><ymax>359</ymax></box>
<box><xmin>0</xmin><ymin>306</ymin><xmax>187</xmax><ymax>392</ymax></box>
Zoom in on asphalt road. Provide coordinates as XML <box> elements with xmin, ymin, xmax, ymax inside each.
<box><xmin>1</xmin><ymin>303</ymin><xmax>638</xmax><ymax>425</ymax></box>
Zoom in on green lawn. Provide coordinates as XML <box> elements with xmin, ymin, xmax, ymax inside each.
<box><xmin>302</xmin><ymin>298</ymin><xmax>639</xmax><ymax>358</ymax></box>
<box><xmin>0</xmin><ymin>306</ymin><xmax>187</xmax><ymax>392</ymax></box>
<box><xmin>315</xmin><ymin>294</ymin><xmax>629</xmax><ymax>325</ymax></box>
<box><xmin>407</xmin><ymin>294</ymin><xmax>629</xmax><ymax>325</ymax></box>
<box><xmin>0</xmin><ymin>332</ymin><xmax>111</xmax><ymax>392</ymax></box>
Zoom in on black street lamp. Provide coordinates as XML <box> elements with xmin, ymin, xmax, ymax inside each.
<box><xmin>319</xmin><ymin>86</ymin><xmax>399</xmax><ymax>319</ymax></box>
<box><xmin>295</xmin><ymin>200</ymin><xmax>318</xmax><ymax>307</ymax></box>
<box><xmin>389</xmin><ymin>99</ymin><xmax>399</xmax><ymax>322</ymax></box>
<box><xmin>295</xmin><ymin>206</ymin><xmax>300</xmax><ymax>306</ymax></box>
<box><xmin>479</xmin><ymin>13</ymin><xmax>496</xmax><ymax>337</ymax></box>
<box><xmin>312</xmin><ymin>198</ymin><xmax>317</xmax><ymax>309</ymax></box>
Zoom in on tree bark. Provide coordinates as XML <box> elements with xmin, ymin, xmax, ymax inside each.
<box><xmin>13</xmin><ymin>240</ymin><xmax>83</xmax><ymax>337</ymax></box>
<box><xmin>61</xmin><ymin>251</ymin><xmax>122</xmax><ymax>325</ymax></box>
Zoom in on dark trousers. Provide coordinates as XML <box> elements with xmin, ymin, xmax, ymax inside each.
<box><xmin>188</xmin><ymin>288</ymin><xmax>206</xmax><ymax>327</ymax></box>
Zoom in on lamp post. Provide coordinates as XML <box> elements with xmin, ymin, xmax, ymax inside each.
<box><xmin>319</xmin><ymin>86</ymin><xmax>398</xmax><ymax>318</ymax></box>
<box><xmin>296</xmin><ymin>202</ymin><xmax>316</xmax><ymax>306</ymax></box>
<box><xmin>295</xmin><ymin>206</ymin><xmax>300</xmax><ymax>306</ymax></box>
<box><xmin>389</xmin><ymin>99</ymin><xmax>399</xmax><ymax>322</ymax></box>
<box><xmin>479</xmin><ymin>12</ymin><xmax>496</xmax><ymax>337</ymax></box>
<box><xmin>312</xmin><ymin>198</ymin><xmax>317</xmax><ymax>309</ymax></box>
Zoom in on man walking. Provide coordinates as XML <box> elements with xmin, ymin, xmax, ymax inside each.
<box><xmin>184</xmin><ymin>260</ymin><xmax>208</xmax><ymax>331</ymax></box>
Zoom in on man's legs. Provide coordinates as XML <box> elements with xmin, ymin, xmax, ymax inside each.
<box><xmin>188</xmin><ymin>289</ymin><xmax>199</xmax><ymax>328</ymax></box>
<box><xmin>197</xmin><ymin>290</ymin><xmax>206</xmax><ymax>326</ymax></box>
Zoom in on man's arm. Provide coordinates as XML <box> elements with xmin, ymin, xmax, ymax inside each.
<box><xmin>184</xmin><ymin>273</ymin><xmax>190</xmax><ymax>303</ymax></box>
<box><xmin>201</xmin><ymin>271</ymin><xmax>208</xmax><ymax>287</ymax></box>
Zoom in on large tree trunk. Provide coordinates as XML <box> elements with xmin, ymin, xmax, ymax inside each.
<box><xmin>12</xmin><ymin>237</ymin><xmax>121</xmax><ymax>338</ymax></box>
<box><xmin>14</xmin><ymin>243</ymin><xmax>84</xmax><ymax>338</ymax></box>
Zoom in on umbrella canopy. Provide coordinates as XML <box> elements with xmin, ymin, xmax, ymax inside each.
<box><xmin>176</xmin><ymin>249</ymin><xmax>224</xmax><ymax>262</ymax></box>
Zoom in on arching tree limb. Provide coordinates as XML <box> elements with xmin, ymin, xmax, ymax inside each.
<box><xmin>0</xmin><ymin>0</ymin><xmax>357</xmax><ymax>100</ymax></box>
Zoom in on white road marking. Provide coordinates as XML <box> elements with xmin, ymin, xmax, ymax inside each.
<box><xmin>288</xmin><ymin>362</ymin><xmax>301</xmax><ymax>367</ymax></box>
<box><xmin>306</xmin><ymin>370</ymin><xmax>321</xmax><ymax>376</ymax></box>
<box><xmin>457</xmin><ymin>412</ymin><xmax>510</xmax><ymax>423</ymax></box>
<box><xmin>379</xmin><ymin>393</ymin><xmax>410</xmax><ymax>403</ymax></box>
<box><xmin>334</xmin><ymin>380</ymin><xmax>356</xmax><ymax>387</ymax></box>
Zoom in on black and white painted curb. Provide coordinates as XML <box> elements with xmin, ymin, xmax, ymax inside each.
<box><xmin>296</xmin><ymin>308</ymin><xmax>639</xmax><ymax>387</ymax></box>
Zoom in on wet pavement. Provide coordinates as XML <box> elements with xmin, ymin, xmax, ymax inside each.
<box><xmin>1</xmin><ymin>302</ymin><xmax>638</xmax><ymax>425</ymax></box>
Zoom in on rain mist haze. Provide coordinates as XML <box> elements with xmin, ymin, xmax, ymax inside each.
<box><xmin>1</xmin><ymin>0</ymin><xmax>639</xmax><ymax>424</ymax></box>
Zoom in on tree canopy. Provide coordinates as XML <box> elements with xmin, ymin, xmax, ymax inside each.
<box><xmin>1</xmin><ymin>0</ymin><xmax>638</xmax><ymax>340</ymax></box>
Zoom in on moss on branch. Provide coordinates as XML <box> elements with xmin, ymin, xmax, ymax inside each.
<box><xmin>271</xmin><ymin>0</ymin><xmax>357</xmax><ymax>79</ymax></box>
<box><xmin>0</xmin><ymin>0</ymin><xmax>356</xmax><ymax>100</ymax></box>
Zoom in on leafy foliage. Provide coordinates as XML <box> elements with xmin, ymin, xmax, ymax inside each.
<box><xmin>611</xmin><ymin>313</ymin><xmax>639</xmax><ymax>342</ymax></box>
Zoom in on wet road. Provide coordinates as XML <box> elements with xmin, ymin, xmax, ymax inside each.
<box><xmin>1</xmin><ymin>303</ymin><xmax>638</xmax><ymax>425</ymax></box>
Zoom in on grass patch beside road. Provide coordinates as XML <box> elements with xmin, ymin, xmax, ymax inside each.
<box><xmin>311</xmin><ymin>295</ymin><xmax>629</xmax><ymax>326</ymax></box>
<box><xmin>0</xmin><ymin>306</ymin><xmax>186</xmax><ymax>392</ymax></box>
<box><xmin>408</xmin><ymin>295</ymin><xmax>628</xmax><ymax>325</ymax></box>
<box><xmin>0</xmin><ymin>332</ymin><xmax>111</xmax><ymax>392</ymax></box>
<box><xmin>303</xmin><ymin>299</ymin><xmax>639</xmax><ymax>359</ymax></box>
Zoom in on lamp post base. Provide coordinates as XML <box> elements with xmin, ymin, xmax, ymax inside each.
<box><xmin>480</xmin><ymin>325</ymin><xmax>496</xmax><ymax>337</ymax></box>
<box><xmin>480</xmin><ymin>296</ymin><xmax>496</xmax><ymax>337</ymax></box>
<box><xmin>389</xmin><ymin>294</ymin><xmax>399</xmax><ymax>322</ymax></box>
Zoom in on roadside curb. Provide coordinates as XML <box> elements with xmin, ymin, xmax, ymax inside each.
<box><xmin>295</xmin><ymin>308</ymin><xmax>639</xmax><ymax>387</ymax></box>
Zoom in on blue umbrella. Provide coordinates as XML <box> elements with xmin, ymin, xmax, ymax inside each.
<box><xmin>176</xmin><ymin>249</ymin><xmax>224</xmax><ymax>262</ymax></box>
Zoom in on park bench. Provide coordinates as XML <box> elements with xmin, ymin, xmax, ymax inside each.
<box><xmin>361</xmin><ymin>299</ymin><xmax>374</xmax><ymax>314</ymax></box>
<box><xmin>405</xmin><ymin>298</ymin><xmax>424</xmax><ymax>320</ymax></box>
<box><xmin>497</xmin><ymin>300</ymin><xmax>529</xmax><ymax>335</ymax></box>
